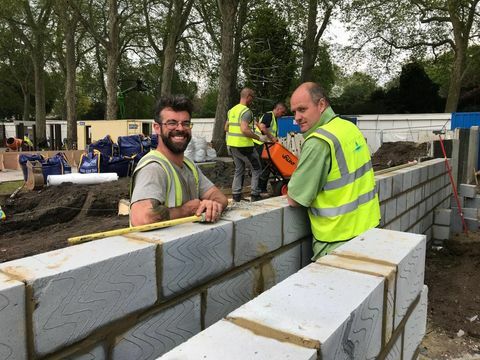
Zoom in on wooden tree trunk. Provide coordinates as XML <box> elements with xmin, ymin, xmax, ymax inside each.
<box><xmin>105</xmin><ymin>0</ymin><xmax>120</xmax><ymax>120</ymax></box>
<box><xmin>300</xmin><ymin>0</ymin><xmax>318</xmax><ymax>82</ymax></box>
<box><xmin>212</xmin><ymin>0</ymin><xmax>239</xmax><ymax>155</ymax></box>
<box><xmin>64</xmin><ymin>10</ymin><xmax>78</xmax><ymax>149</ymax></box>
<box><xmin>161</xmin><ymin>33</ymin><xmax>177</xmax><ymax>96</ymax></box>
<box><xmin>32</xmin><ymin>51</ymin><xmax>46</xmax><ymax>146</ymax></box>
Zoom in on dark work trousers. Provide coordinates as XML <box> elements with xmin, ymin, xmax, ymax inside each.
<box><xmin>229</xmin><ymin>146</ymin><xmax>262</xmax><ymax>196</ymax></box>
<box><xmin>255</xmin><ymin>143</ymin><xmax>269</xmax><ymax>192</ymax></box>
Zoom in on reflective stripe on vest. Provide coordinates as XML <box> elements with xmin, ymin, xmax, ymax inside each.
<box><xmin>131</xmin><ymin>150</ymin><xmax>199</xmax><ymax>207</ymax></box>
<box><xmin>227</xmin><ymin>104</ymin><xmax>254</xmax><ymax>147</ymax></box>
<box><xmin>253</xmin><ymin>111</ymin><xmax>277</xmax><ymax>145</ymax></box>
<box><xmin>306</xmin><ymin>117</ymin><xmax>380</xmax><ymax>242</ymax></box>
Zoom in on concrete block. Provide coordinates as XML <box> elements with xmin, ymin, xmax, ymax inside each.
<box><xmin>204</xmin><ymin>267</ymin><xmax>257</xmax><ymax>328</ymax></box>
<box><xmin>392</xmin><ymin>173</ymin><xmax>403</xmax><ymax>196</ymax></box>
<box><xmin>397</xmin><ymin>193</ymin><xmax>407</xmax><ymax>215</ymax></box>
<box><xmin>423</xmin><ymin>182</ymin><xmax>431</xmax><ymax>198</ymax></box>
<box><xmin>385</xmin><ymin>198</ymin><xmax>397</xmax><ymax>224</ymax></box>
<box><xmin>400</xmin><ymin>213</ymin><xmax>410</xmax><ymax>231</ymax></box>
<box><xmin>331</xmin><ymin>228</ymin><xmax>426</xmax><ymax>330</ymax></box>
<box><xmin>380</xmin><ymin>203</ymin><xmax>386</xmax><ymax>227</ymax></box>
<box><xmin>406</xmin><ymin>190</ymin><xmax>416</xmax><ymax>210</ymax></box>
<box><xmin>261</xmin><ymin>196</ymin><xmax>311</xmax><ymax>244</ymax></box>
<box><xmin>300</xmin><ymin>237</ymin><xmax>313</xmax><ymax>267</ymax></box>
<box><xmin>131</xmin><ymin>220</ymin><xmax>233</xmax><ymax>299</ymax></box>
<box><xmin>465</xmin><ymin>195</ymin><xmax>480</xmax><ymax>208</ymax></box>
<box><xmin>227</xmin><ymin>264</ymin><xmax>384</xmax><ymax>359</ymax></box>
<box><xmin>415</xmin><ymin>187</ymin><xmax>424</xmax><ymax>205</ymax></box>
<box><xmin>409</xmin><ymin>207</ymin><xmax>418</xmax><ymax>227</ymax></box>
<box><xmin>112</xmin><ymin>295</ymin><xmax>201</xmax><ymax>360</ymax></box>
<box><xmin>222</xmin><ymin>205</ymin><xmax>283</xmax><ymax>266</ymax></box>
<box><xmin>419</xmin><ymin>166</ymin><xmax>428</xmax><ymax>183</ymax></box>
<box><xmin>66</xmin><ymin>344</ymin><xmax>106</xmax><ymax>360</ymax></box>
<box><xmin>403</xmin><ymin>285</ymin><xmax>428</xmax><ymax>360</ymax></box>
<box><xmin>411</xmin><ymin>167</ymin><xmax>421</xmax><ymax>187</ymax></box>
<box><xmin>428</xmin><ymin>162</ymin><xmax>435</xmax><ymax>179</ymax></box>
<box><xmin>0</xmin><ymin>273</ymin><xmax>27</xmax><ymax>360</ymax></box>
<box><xmin>263</xmin><ymin>244</ymin><xmax>301</xmax><ymax>291</ymax></box>
<box><xmin>434</xmin><ymin>209</ymin><xmax>451</xmax><ymax>226</ymax></box>
<box><xmin>0</xmin><ymin>237</ymin><xmax>157</xmax><ymax>357</ymax></box>
<box><xmin>160</xmin><ymin>319</ymin><xmax>317</xmax><ymax>360</ymax></box>
<box><xmin>433</xmin><ymin>225</ymin><xmax>450</xmax><ymax>240</ymax></box>
<box><xmin>390</xmin><ymin>218</ymin><xmax>401</xmax><ymax>231</ymax></box>
<box><xmin>459</xmin><ymin>183</ymin><xmax>477</xmax><ymax>198</ymax></box>
<box><xmin>385</xmin><ymin>334</ymin><xmax>402</xmax><ymax>360</ymax></box>
<box><xmin>376</xmin><ymin>175</ymin><xmax>393</xmax><ymax>202</ymax></box>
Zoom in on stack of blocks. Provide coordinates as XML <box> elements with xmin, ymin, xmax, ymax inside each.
<box><xmin>0</xmin><ymin>159</ymin><xmax>447</xmax><ymax>359</ymax></box>
<box><xmin>161</xmin><ymin>228</ymin><xmax>428</xmax><ymax>360</ymax></box>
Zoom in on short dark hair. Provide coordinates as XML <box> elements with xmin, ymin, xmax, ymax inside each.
<box><xmin>273</xmin><ymin>102</ymin><xmax>286</xmax><ymax>110</ymax></box>
<box><xmin>307</xmin><ymin>83</ymin><xmax>330</xmax><ymax>105</ymax></box>
<box><xmin>154</xmin><ymin>95</ymin><xmax>193</xmax><ymax>123</ymax></box>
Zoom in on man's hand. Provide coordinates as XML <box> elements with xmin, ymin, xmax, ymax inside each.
<box><xmin>258</xmin><ymin>134</ymin><xmax>270</xmax><ymax>143</ymax></box>
<box><xmin>195</xmin><ymin>199</ymin><xmax>224</xmax><ymax>222</ymax></box>
<box><xmin>180</xmin><ymin>199</ymin><xmax>202</xmax><ymax>216</ymax></box>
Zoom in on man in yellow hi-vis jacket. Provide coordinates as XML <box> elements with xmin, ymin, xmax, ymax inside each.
<box><xmin>287</xmin><ymin>82</ymin><xmax>380</xmax><ymax>260</ymax></box>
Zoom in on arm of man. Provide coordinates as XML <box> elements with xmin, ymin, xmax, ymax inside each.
<box><xmin>287</xmin><ymin>138</ymin><xmax>331</xmax><ymax>208</ymax></box>
<box><xmin>240</xmin><ymin>110</ymin><xmax>261</xmax><ymax>140</ymax></box>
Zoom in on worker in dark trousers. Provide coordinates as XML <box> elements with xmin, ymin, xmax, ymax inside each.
<box><xmin>253</xmin><ymin>102</ymin><xmax>287</xmax><ymax>193</ymax></box>
<box><xmin>226</xmin><ymin>88</ymin><xmax>269</xmax><ymax>202</ymax></box>
<box><xmin>287</xmin><ymin>82</ymin><xmax>380</xmax><ymax>260</ymax></box>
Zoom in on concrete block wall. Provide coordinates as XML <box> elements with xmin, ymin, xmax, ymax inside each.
<box><xmin>0</xmin><ymin>158</ymin><xmax>445</xmax><ymax>359</ymax></box>
<box><xmin>377</xmin><ymin>158</ymin><xmax>451</xmax><ymax>244</ymax></box>
<box><xmin>161</xmin><ymin>229</ymin><xmax>427</xmax><ymax>359</ymax></box>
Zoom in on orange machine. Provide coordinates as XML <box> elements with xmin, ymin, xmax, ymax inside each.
<box><xmin>261</xmin><ymin>142</ymin><xmax>298</xmax><ymax>195</ymax></box>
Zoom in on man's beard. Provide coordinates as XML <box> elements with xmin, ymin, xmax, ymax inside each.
<box><xmin>160</xmin><ymin>128</ymin><xmax>191</xmax><ymax>154</ymax></box>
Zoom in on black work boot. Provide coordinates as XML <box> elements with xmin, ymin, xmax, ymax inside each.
<box><xmin>250</xmin><ymin>194</ymin><xmax>262</xmax><ymax>202</ymax></box>
<box><xmin>233</xmin><ymin>194</ymin><xmax>242</xmax><ymax>202</ymax></box>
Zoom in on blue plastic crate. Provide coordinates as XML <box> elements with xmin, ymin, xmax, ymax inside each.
<box><xmin>451</xmin><ymin>112</ymin><xmax>480</xmax><ymax>129</ymax></box>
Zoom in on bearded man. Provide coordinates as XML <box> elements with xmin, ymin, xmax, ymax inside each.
<box><xmin>130</xmin><ymin>95</ymin><xmax>227</xmax><ymax>226</ymax></box>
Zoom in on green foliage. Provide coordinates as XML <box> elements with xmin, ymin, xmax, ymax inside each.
<box><xmin>242</xmin><ymin>5</ymin><xmax>297</xmax><ymax>113</ymax></box>
<box><xmin>332</xmin><ymin>72</ymin><xmax>378</xmax><ymax>114</ymax></box>
<box><xmin>194</xmin><ymin>88</ymin><xmax>218</xmax><ymax>117</ymax></box>
<box><xmin>310</xmin><ymin>44</ymin><xmax>336</xmax><ymax>94</ymax></box>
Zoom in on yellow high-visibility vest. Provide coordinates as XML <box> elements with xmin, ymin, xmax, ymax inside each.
<box><xmin>253</xmin><ymin>111</ymin><xmax>278</xmax><ymax>145</ymax></box>
<box><xmin>130</xmin><ymin>150</ymin><xmax>199</xmax><ymax>208</ymax></box>
<box><xmin>226</xmin><ymin>104</ymin><xmax>254</xmax><ymax>147</ymax></box>
<box><xmin>306</xmin><ymin>117</ymin><xmax>380</xmax><ymax>241</ymax></box>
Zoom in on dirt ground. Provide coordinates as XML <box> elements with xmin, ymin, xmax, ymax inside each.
<box><xmin>372</xmin><ymin>141</ymin><xmax>430</xmax><ymax>170</ymax></box>
<box><xmin>1</xmin><ymin>142</ymin><xmax>479</xmax><ymax>358</ymax></box>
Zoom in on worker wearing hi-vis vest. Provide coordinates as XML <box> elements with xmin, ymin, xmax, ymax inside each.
<box><xmin>130</xmin><ymin>95</ymin><xmax>227</xmax><ymax>226</ymax></box>
<box><xmin>227</xmin><ymin>88</ymin><xmax>269</xmax><ymax>202</ymax></box>
<box><xmin>288</xmin><ymin>82</ymin><xmax>380</xmax><ymax>261</ymax></box>
<box><xmin>253</xmin><ymin>102</ymin><xmax>287</xmax><ymax>193</ymax></box>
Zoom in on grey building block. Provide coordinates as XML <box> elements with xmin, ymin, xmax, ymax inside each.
<box><xmin>411</xmin><ymin>167</ymin><xmax>421</xmax><ymax>187</ymax></box>
<box><xmin>434</xmin><ymin>209</ymin><xmax>451</xmax><ymax>226</ymax></box>
<box><xmin>459</xmin><ymin>183</ymin><xmax>477</xmax><ymax>198</ymax></box>
<box><xmin>385</xmin><ymin>198</ymin><xmax>397</xmax><ymax>224</ymax></box>
<box><xmin>204</xmin><ymin>267</ymin><xmax>257</xmax><ymax>328</ymax></box>
<box><xmin>0</xmin><ymin>237</ymin><xmax>157</xmax><ymax>357</ymax></box>
<box><xmin>406</xmin><ymin>190</ymin><xmax>416</xmax><ymax>210</ymax></box>
<box><xmin>409</xmin><ymin>207</ymin><xmax>419</xmax><ymax>227</ymax></box>
<box><xmin>379</xmin><ymin>203</ymin><xmax>386</xmax><ymax>227</ymax></box>
<box><xmin>66</xmin><ymin>344</ymin><xmax>106</xmax><ymax>360</ymax></box>
<box><xmin>419</xmin><ymin>201</ymin><xmax>426</xmax><ymax>219</ymax></box>
<box><xmin>426</xmin><ymin>196</ymin><xmax>433</xmax><ymax>212</ymax></box>
<box><xmin>135</xmin><ymin>220</ymin><xmax>233</xmax><ymax>299</ymax></box>
<box><xmin>385</xmin><ymin>334</ymin><xmax>402</xmax><ymax>360</ymax></box>
<box><xmin>428</xmin><ymin>163</ymin><xmax>435</xmax><ymax>180</ymax></box>
<box><xmin>400</xmin><ymin>213</ymin><xmax>410</xmax><ymax>231</ymax></box>
<box><xmin>261</xmin><ymin>196</ymin><xmax>311</xmax><ymax>244</ymax></box>
<box><xmin>403</xmin><ymin>286</ymin><xmax>428</xmax><ymax>360</ymax></box>
<box><xmin>466</xmin><ymin>126</ymin><xmax>479</xmax><ymax>184</ymax></box>
<box><xmin>228</xmin><ymin>264</ymin><xmax>384</xmax><ymax>359</ymax></box>
<box><xmin>222</xmin><ymin>206</ymin><xmax>283</xmax><ymax>266</ymax></box>
<box><xmin>402</xmin><ymin>169</ymin><xmax>413</xmax><ymax>189</ymax></box>
<box><xmin>0</xmin><ymin>273</ymin><xmax>27</xmax><ymax>360</ymax></box>
<box><xmin>423</xmin><ymin>182</ymin><xmax>431</xmax><ymax>198</ymax></box>
<box><xmin>389</xmin><ymin>218</ymin><xmax>401</xmax><ymax>231</ymax></box>
<box><xmin>419</xmin><ymin>166</ymin><xmax>428</xmax><ymax>183</ymax></box>
<box><xmin>160</xmin><ymin>319</ymin><xmax>317</xmax><ymax>360</ymax></box>
<box><xmin>415</xmin><ymin>187</ymin><xmax>424</xmax><ymax>205</ymax></box>
<box><xmin>433</xmin><ymin>225</ymin><xmax>450</xmax><ymax>240</ymax></box>
<box><xmin>397</xmin><ymin>193</ymin><xmax>407</xmax><ymax>215</ymax></box>
<box><xmin>112</xmin><ymin>295</ymin><xmax>201</xmax><ymax>360</ymax></box>
<box><xmin>451</xmin><ymin>137</ymin><xmax>460</xmax><ymax>186</ymax></box>
<box><xmin>450</xmin><ymin>194</ymin><xmax>464</xmax><ymax>208</ymax></box>
<box><xmin>392</xmin><ymin>173</ymin><xmax>403</xmax><ymax>196</ymax></box>
<box><xmin>263</xmin><ymin>244</ymin><xmax>302</xmax><ymax>291</ymax></box>
<box><xmin>300</xmin><ymin>237</ymin><xmax>313</xmax><ymax>268</ymax></box>
<box><xmin>465</xmin><ymin>195</ymin><xmax>480</xmax><ymax>208</ymax></box>
<box><xmin>376</xmin><ymin>175</ymin><xmax>393</xmax><ymax>202</ymax></box>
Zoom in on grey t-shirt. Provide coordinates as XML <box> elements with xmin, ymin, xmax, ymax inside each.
<box><xmin>131</xmin><ymin>158</ymin><xmax>214</xmax><ymax>206</ymax></box>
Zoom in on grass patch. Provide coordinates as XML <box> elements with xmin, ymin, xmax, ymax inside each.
<box><xmin>0</xmin><ymin>180</ymin><xmax>24</xmax><ymax>195</ymax></box>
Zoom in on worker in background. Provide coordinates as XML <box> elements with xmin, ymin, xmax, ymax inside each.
<box><xmin>253</xmin><ymin>102</ymin><xmax>288</xmax><ymax>193</ymax></box>
<box><xmin>226</xmin><ymin>88</ymin><xmax>269</xmax><ymax>202</ymax></box>
<box><xmin>130</xmin><ymin>95</ymin><xmax>228</xmax><ymax>226</ymax></box>
<box><xmin>287</xmin><ymin>82</ymin><xmax>380</xmax><ymax>260</ymax></box>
